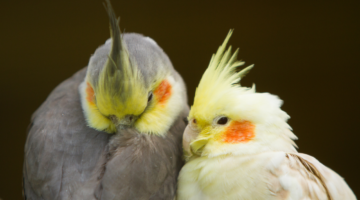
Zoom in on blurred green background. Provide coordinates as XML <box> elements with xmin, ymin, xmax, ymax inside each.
<box><xmin>0</xmin><ymin>0</ymin><xmax>359</xmax><ymax>199</ymax></box>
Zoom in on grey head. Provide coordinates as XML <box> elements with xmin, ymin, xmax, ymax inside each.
<box><xmin>79</xmin><ymin>0</ymin><xmax>187</xmax><ymax>135</ymax></box>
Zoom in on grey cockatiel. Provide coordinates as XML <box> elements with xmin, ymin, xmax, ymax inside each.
<box><xmin>23</xmin><ymin>1</ymin><xmax>189</xmax><ymax>199</ymax></box>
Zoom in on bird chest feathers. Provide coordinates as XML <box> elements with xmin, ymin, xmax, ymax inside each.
<box><xmin>178</xmin><ymin>153</ymin><xmax>280</xmax><ymax>200</ymax></box>
<box><xmin>177</xmin><ymin>151</ymin><xmax>346</xmax><ymax>200</ymax></box>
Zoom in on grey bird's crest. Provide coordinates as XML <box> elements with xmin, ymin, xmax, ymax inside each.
<box><xmin>88</xmin><ymin>0</ymin><xmax>145</xmax><ymax>105</ymax></box>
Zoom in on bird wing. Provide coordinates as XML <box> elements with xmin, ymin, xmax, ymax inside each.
<box><xmin>266</xmin><ymin>152</ymin><xmax>356</xmax><ymax>200</ymax></box>
<box><xmin>94</xmin><ymin>108</ymin><xmax>187</xmax><ymax>200</ymax></box>
<box><xmin>23</xmin><ymin>68</ymin><xmax>110</xmax><ymax>200</ymax></box>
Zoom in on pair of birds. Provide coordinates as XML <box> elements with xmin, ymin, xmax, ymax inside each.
<box><xmin>23</xmin><ymin>1</ymin><xmax>356</xmax><ymax>200</ymax></box>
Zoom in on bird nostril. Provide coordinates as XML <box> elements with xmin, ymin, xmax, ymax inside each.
<box><xmin>189</xmin><ymin>118</ymin><xmax>199</xmax><ymax>131</ymax></box>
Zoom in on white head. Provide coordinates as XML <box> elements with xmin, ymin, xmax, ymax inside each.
<box><xmin>183</xmin><ymin>30</ymin><xmax>297</xmax><ymax>160</ymax></box>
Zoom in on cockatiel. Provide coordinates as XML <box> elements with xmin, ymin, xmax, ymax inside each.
<box><xmin>23</xmin><ymin>1</ymin><xmax>188</xmax><ymax>199</ymax></box>
<box><xmin>177</xmin><ymin>30</ymin><xmax>356</xmax><ymax>200</ymax></box>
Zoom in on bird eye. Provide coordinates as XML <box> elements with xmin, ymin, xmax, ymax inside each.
<box><xmin>217</xmin><ymin>117</ymin><xmax>228</xmax><ymax>125</ymax></box>
<box><xmin>192</xmin><ymin>119</ymin><xmax>197</xmax><ymax>124</ymax></box>
<box><xmin>148</xmin><ymin>92</ymin><xmax>153</xmax><ymax>102</ymax></box>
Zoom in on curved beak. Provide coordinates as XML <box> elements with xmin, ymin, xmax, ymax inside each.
<box><xmin>190</xmin><ymin>136</ymin><xmax>211</xmax><ymax>156</ymax></box>
<box><xmin>183</xmin><ymin>124</ymin><xmax>212</xmax><ymax>160</ymax></box>
<box><xmin>183</xmin><ymin>124</ymin><xmax>200</xmax><ymax>158</ymax></box>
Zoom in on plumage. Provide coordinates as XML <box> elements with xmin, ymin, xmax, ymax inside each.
<box><xmin>177</xmin><ymin>31</ymin><xmax>356</xmax><ymax>200</ymax></box>
<box><xmin>23</xmin><ymin>1</ymin><xmax>188</xmax><ymax>199</ymax></box>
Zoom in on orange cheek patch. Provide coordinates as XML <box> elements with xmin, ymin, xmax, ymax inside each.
<box><xmin>154</xmin><ymin>79</ymin><xmax>172</xmax><ymax>105</ymax></box>
<box><xmin>222</xmin><ymin>120</ymin><xmax>255</xmax><ymax>143</ymax></box>
<box><xmin>86</xmin><ymin>82</ymin><xmax>95</xmax><ymax>104</ymax></box>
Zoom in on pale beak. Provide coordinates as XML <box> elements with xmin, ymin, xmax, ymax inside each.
<box><xmin>183</xmin><ymin>124</ymin><xmax>212</xmax><ymax>159</ymax></box>
<box><xmin>183</xmin><ymin>124</ymin><xmax>200</xmax><ymax>157</ymax></box>
<box><xmin>190</xmin><ymin>136</ymin><xmax>210</xmax><ymax>156</ymax></box>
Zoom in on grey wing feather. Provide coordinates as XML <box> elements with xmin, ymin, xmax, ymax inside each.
<box><xmin>23</xmin><ymin>68</ymin><xmax>110</xmax><ymax>200</ymax></box>
<box><xmin>95</xmin><ymin>108</ymin><xmax>188</xmax><ymax>200</ymax></box>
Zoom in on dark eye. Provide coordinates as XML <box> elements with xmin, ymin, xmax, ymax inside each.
<box><xmin>148</xmin><ymin>92</ymin><xmax>153</xmax><ymax>102</ymax></box>
<box><xmin>192</xmin><ymin>119</ymin><xmax>197</xmax><ymax>124</ymax></box>
<box><xmin>217</xmin><ymin>117</ymin><xmax>228</xmax><ymax>125</ymax></box>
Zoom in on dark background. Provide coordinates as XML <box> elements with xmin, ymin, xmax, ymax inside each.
<box><xmin>1</xmin><ymin>0</ymin><xmax>359</xmax><ymax>199</ymax></box>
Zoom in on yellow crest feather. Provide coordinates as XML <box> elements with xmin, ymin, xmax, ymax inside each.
<box><xmin>190</xmin><ymin>30</ymin><xmax>254</xmax><ymax>122</ymax></box>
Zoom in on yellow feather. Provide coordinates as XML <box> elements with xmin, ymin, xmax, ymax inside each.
<box><xmin>190</xmin><ymin>30</ymin><xmax>253</xmax><ymax>123</ymax></box>
<box><xmin>135</xmin><ymin>75</ymin><xmax>185</xmax><ymax>136</ymax></box>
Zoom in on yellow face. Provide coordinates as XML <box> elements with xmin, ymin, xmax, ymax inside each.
<box><xmin>82</xmin><ymin>75</ymin><xmax>179</xmax><ymax>135</ymax></box>
<box><xmin>184</xmin><ymin>113</ymin><xmax>256</xmax><ymax>160</ymax></box>
<box><xmin>134</xmin><ymin>77</ymin><xmax>180</xmax><ymax>135</ymax></box>
<box><xmin>85</xmin><ymin>81</ymin><xmax>147</xmax><ymax>131</ymax></box>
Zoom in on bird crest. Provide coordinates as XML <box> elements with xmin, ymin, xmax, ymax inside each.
<box><xmin>190</xmin><ymin>30</ymin><xmax>254</xmax><ymax>122</ymax></box>
<box><xmin>94</xmin><ymin>0</ymin><xmax>146</xmax><ymax>111</ymax></box>
<box><xmin>82</xmin><ymin>0</ymin><xmax>148</xmax><ymax>132</ymax></box>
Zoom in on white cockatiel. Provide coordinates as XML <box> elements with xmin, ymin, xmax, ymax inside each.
<box><xmin>177</xmin><ymin>30</ymin><xmax>356</xmax><ymax>200</ymax></box>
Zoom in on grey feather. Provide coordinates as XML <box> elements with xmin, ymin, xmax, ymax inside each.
<box><xmin>94</xmin><ymin>110</ymin><xmax>187</xmax><ymax>200</ymax></box>
<box><xmin>95</xmin><ymin>0</ymin><xmax>136</xmax><ymax>100</ymax></box>
<box><xmin>103</xmin><ymin>0</ymin><xmax>124</xmax><ymax>74</ymax></box>
<box><xmin>23</xmin><ymin>65</ymin><xmax>188</xmax><ymax>199</ymax></box>
<box><xmin>23</xmin><ymin>68</ymin><xmax>111</xmax><ymax>199</ymax></box>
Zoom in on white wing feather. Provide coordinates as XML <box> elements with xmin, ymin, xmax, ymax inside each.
<box><xmin>266</xmin><ymin>152</ymin><xmax>356</xmax><ymax>200</ymax></box>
